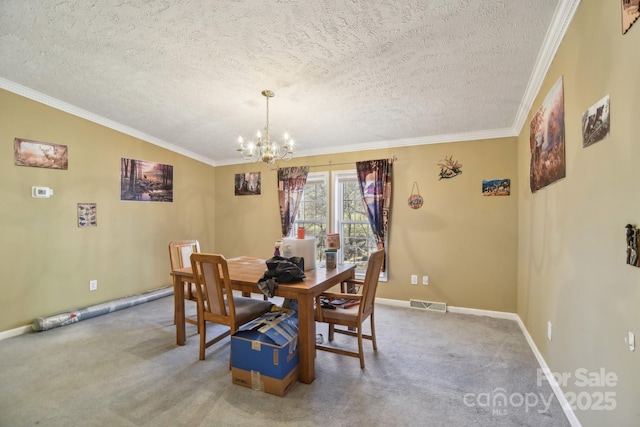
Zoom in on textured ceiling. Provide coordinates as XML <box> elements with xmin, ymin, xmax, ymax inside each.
<box><xmin>0</xmin><ymin>1</ymin><xmax>575</xmax><ymax>166</ymax></box>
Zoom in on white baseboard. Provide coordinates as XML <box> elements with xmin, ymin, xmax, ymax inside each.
<box><xmin>446</xmin><ymin>305</ymin><xmax>519</xmax><ymax>320</ymax></box>
<box><xmin>514</xmin><ymin>316</ymin><xmax>582</xmax><ymax>427</ymax></box>
<box><xmin>0</xmin><ymin>325</ymin><xmax>32</xmax><ymax>341</ymax></box>
<box><xmin>375</xmin><ymin>297</ymin><xmax>408</xmax><ymax>307</ymax></box>
<box><xmin>376</xmin><ymin>298</ymin><xmax>518</xmax><ymax>320</ymax></box>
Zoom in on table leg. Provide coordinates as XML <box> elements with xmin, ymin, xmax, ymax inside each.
<box><xmin>173</xmin><ymin>275</ymin><xmax>186</xmax><ymax>346</ymax></box>
<box><xmin>297</xmin><ymin>295</ymin><xmax>316</xmax><ymax>384</ymax></box>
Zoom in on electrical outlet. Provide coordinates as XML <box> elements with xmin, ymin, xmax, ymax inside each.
<box><xmin>547</xmin><ymin>321</ymin><xmax>552</xmax><ymax>341</ymax></box>
<box><xmin>411</xmin><ymin>275</ymin><xmax>418</xmax><ymax>285</ymax></box>
<box><xmin>89</xmin><ymin>280</ymin><xmax>97</xmax><ymax>291</ymax></box>
<box><xmin>422</xmin><ymin>275</ymin><xmax>429</xmax><ymax>285</ymax></box>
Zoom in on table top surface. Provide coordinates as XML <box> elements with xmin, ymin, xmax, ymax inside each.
<box><xmin>172</xmin><ymin>256</ymin><xmax>355</xmax><ymax>294</ymax></box>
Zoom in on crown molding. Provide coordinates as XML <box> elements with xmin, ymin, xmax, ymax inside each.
<box><xmin>0</xmin><ymin>77</ymin><xmax>215</xmax><ymax>166</ymax></box>
<box><xmin>215</xmin><ymin>127</ymin><xmax>517</xmax><ymax>166</ymax></box>
<box><xmin>512</xmin><ymin>0</ymin><xmax>581</xmax><ymax>135</ymax></box>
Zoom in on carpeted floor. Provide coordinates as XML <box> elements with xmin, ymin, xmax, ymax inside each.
<box><xmin>0</xmin><ymin>296</ymin><xmax>570</xmax><ymax>427</ymax></box>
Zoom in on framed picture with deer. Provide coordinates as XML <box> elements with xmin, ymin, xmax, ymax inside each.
<box><xmin>14</xmin><ymin>138</ymin><xmax>68</xmax><ymax>170</ymax></box>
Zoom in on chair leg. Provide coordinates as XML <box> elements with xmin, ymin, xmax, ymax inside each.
<box><xmin>328</xmin><ymin>323</ymin><xmax>335</xmax><ymax>341</ymax></box>
<box><xmin>199</xmin><ymin>318</ymin><xmax>206</xmax><ymax>361</ymax></box>
<box><xmin>195</xmin><ymin>302</ymin><xmax>200</xmax><ymax>334</ymax></box>
<box><xmin>370</xmin><ymin>311</ymin><xmax>377</xmax><ymax>351</ymax></box>
<box><xmin>357</xmin><ymin>327</ymin><xmax>365</xmax><ymax>369</ymax></box>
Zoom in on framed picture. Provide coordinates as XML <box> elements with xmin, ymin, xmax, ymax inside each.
<box><xmin>582</xmin><ymin>95</ymin><xmax>610</xmax><ymax>148</ymax></box>
<box><xmin>622</xmin><ymin>0</ymin><xmax>640</xmax><ymax>34</ymax></box>
<box><xmin>235</xmin><ymin>172</ymin><xmax>261</xmax><ymax>195</ymax></box>
<box><xmin>14</xmin><ymin>138</ymin><xmax>68</xmax><ymax>170</ymax></box>
<box><xmin>78</xmin><ymin>203</ymin><xmax>97</xmax><ymax>227</ymax></box>
<box><xmin>529</xmin><ymin>76</ymin><xmax>566</xmax><ymax>193</ymax></box>
<box><xmin>482</xmin><ymin>179</ymin><xmax>511</xmax><ymax>196</ymax></box>
<box><xmin>120</xmin><ymin>158</ymin><xmax>173</xmax><ymax>202</ymax></box>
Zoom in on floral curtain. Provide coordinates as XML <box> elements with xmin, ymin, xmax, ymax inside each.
<box><xmin>277</xmin><ymin>166</ymin><xmax>309</xmax><ymax>238</ymax></box>
<box><xmin>356</xmin><ymin>158</ymin><xmax>393</xmax><ymax>270</ymax></box>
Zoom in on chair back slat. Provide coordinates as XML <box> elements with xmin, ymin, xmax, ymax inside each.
<box><xmin>169</xmin><ymin>240</ymin><xmax>200</xmax><ymax>270</ymax></box>
<box><xmin>190</xmin><ymin>253</ymin><xmax>234</xmax><ymax>319</ymax></box>
<box><xmin>359</xmin><ymin>249</ymin><xmax>385</xmax><ymax>317</ymax></box>
<box><xmin>178</xmin><ymin>246</ymin><xmax>194</xmax><ymax>267</ymax></box>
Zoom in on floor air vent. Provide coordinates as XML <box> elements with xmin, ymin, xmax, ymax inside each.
<box><xmin>409</xmin><ymin>299</ymin><xmax>447</xmax><ymax>313</ymax></box>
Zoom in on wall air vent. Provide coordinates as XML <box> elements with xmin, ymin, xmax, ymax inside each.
<box><xmin>409</xmin><ymin>299</ymin><xmax>447</xmax><ymax>313</ymax></box>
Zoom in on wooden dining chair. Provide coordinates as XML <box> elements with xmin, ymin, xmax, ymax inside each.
<box><xmin>315</xmin><ymin>249</ymin><xmax>385</xmax><ymax>369</ymax></box>
<box><xmin>190</xmin><ymin>253</ymin><xmax>273</xmax><ymax>361</ymax></box>
<box><xmin>168</xmin><ymin>240</ymin><xmax>200</xmax><ymax>329</ymax></box>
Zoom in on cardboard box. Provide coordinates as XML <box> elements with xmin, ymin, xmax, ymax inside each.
<box><xmin>231</xmin><ymin>310</ymin><xmax>299</xmax><ymax>396</ymax></box>
<box><xmin>231</xmin><ymin>366</ymin><xmax>299</xmax><ymax>397</ymax></box>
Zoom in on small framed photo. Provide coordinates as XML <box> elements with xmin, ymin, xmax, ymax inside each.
<box><xmin>78</xmin><ymin>203</ymin><xmax>97</xmax><ymax>227</ymax></box>
<box><xmin>581</xmin><ymin>95</ymin><xmax>610</xmax><ymax>148</ymax></box>
<box><xmin>235</xmin><ymin>172</ymin><xmax>261</xmax><ymax>195</ymax></box>
<box><xmin>482</xmin><ymin>179</ymin><xmax>511</xmax><ymax>196</ymax></box>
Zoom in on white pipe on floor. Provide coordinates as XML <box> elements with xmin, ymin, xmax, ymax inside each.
<box><xmin>32</xmin><ymin>286</ymin><xmax>174</xmax><ymax>332</ymax></box>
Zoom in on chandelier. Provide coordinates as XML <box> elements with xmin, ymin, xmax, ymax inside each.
<box><xmin>237</xmin><ymin>89</ymin><xmax>295</xmax><ymax>164</ymax></box>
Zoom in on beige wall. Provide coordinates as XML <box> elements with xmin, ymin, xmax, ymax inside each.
<box><xmin>215</xmin><ymin>138</ymin><xmax>518</xmax><ymax>312</ymax></box>
<box><xmin>1</xmin><ymin>89</ymin><xmax>518</xmax><ymax>330</ymax></box>
<box><xmin>0</xmin><ymin>89</ymin><xmax>217</xmax><ymax>331</ymax></box>
<box><xmin>517</xmin><ymin>1</ymin><xmax>639</xmax><ymax>425</ymax></box>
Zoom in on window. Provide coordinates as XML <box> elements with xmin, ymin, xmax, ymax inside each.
<box><xmin>293</xmin><ymin>169</ymin><xmax>385</xmax><ymax>279</ymax></box>
<box><xmin>293</xmin><ymin>172</ymin><xmax>328</xmax><ymax>264</ymax></box>
<box><xmin>333</xmin><ymin>170</ymin><xmax>382</xmax><ymax>278</ymax></box>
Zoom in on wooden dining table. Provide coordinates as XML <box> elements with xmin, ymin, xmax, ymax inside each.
<box><xmin>171</xmin><ymin>256</ymin><xmax>356</xmax><ymax>384</ymax></box>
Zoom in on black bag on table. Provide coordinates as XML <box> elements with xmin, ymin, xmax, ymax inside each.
<box><xmin>257</xmin><ymin>256</ymin><xmax>305</xmax><ymax>298</ymax></box>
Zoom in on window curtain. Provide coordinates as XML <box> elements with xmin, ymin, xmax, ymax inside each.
<box><xmin>356</xmin><ymin>158</ymin><xmax>393</xmax><ymax>270</ymax></box>
<box><xmin>277</xmin><ymin>166</ymin><xmax>309</xmax><ymax>238</ymax></box>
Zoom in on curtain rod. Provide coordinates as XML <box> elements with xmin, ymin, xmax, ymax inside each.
<box><xmin>271</xmin><ymin>155</ymin><xmax>397</xmax><ymax>171</ymax></box>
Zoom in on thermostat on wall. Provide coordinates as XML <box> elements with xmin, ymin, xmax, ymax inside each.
<box><xmin>32</xmin><ymin>186</ymin><xmax>53</xmax><ymax>198</ymax></box>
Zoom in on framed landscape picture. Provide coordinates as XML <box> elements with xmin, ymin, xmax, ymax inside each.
<box><xmin>482</xmin><ymin>179</ymin><xmax>511</xmax><ymax>196</ymax></box>
<box><xmin>120</xmin><ymin>158</ymin><xmax>173</xmax><ymax>202</ymax></box>
<box><xmin>14</xmin><ymin>138</ymin><xmax>68</xmax><ymax>170</ymax></box>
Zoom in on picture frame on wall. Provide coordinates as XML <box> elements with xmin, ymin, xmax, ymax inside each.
<box><xmin>235</xmin><ymin>172</ymin><xmax>261</xmax><ymax>195</ymax></box>
<box><xmin>120</xmin><ymin>158</ymin><xmax>173</xmax><ymax>202</ymax></box>
<box><xmin>77</xmin><ymin>203</ymin><xmax>97</xmax><ymax>227</ymax></box>
<box><xmin>14</xmin><ymin>138</ymin><xmax>68</xmax><ymax>170</ymax></box>
<box><xmin>529</xmin><ymin>76</ymin><xmax>566</xmax><ymax>193</ymax></box>
<box><xmin>622</xmin><ymin>0</ymin><xmax>640</xmax><ymax>34</ymax></box>
<box><xmin>482</xmin><ymin>179</ymin><xmax>511</xmax><ymax>196</ymax></box>
<box><xmin>581</xmin><ymin>94</ymin><xmax>610</xmax><ymax>148</ymax></box>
